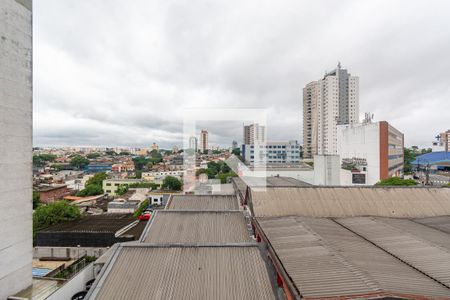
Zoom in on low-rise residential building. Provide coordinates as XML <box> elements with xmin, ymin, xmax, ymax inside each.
<box><xmin>142</xmin><ymin>170</ymin><xmax>185</xmax><ymax>184</ymax></box>
<box><xmin>34</xmin><ymin>184</ymin><xmax>70</xmax><ymax>204</ymax></box>
<box><xmin>102</xmin><ymin>179</ymin><xmax>144</xmax><ymax>196</ymax></box>
<box><xmin>337</xmin><ymin>120</ymin><xmax>404</xmax><ymax>185</ymax></box>
<box><xmin>242</xmin><ymin>140</ymin><xmax>301</xmax><ymax>165</ymax></box>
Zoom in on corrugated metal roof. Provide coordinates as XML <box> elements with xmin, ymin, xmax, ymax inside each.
<box><xmin>256</xmin><ymin>216</ymin><xmax>450</xmax><ymax>298</ymax></box>
<box><xmin>376</xmin><ymin>217</ymin><xmax>450</xmax><ymax>251</ymax></box>
<box><xmin>166</xmin><ymin>195</ymin><xmax>239</xmax><ymax>211</ymax></box>
<box><xmin>141</xmin><ymin>211</ymin><xmax>251</xmax><ymax>244</ymax></box>
<box><xmin>337</xmin><ymin>217</ymin><xmax>450</xmax><ymax>291</ymax></box>
<box><xmin>87</xmin><ymin>244</ymin><xmax>276</xmax><ymax>300</ymax></box>
<box><xmin>415</xmin><ymin>215</ymin><xmax>450</xmax><ymax>235</ymax></box>
<box><xmin>250</xmin><ymin>186</ymin><xmax>450</xmax><ymax>218</ymax></box>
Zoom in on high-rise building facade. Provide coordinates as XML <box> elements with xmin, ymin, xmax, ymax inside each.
<box><xmin>0</xmin><ymin>0</ymin><xmax>33</xmax><ymax>298</ymax></box>
<box><xmin>438</xmin><ymin>130</ymin><xmax>450</xmax><ymax>152</ymax></box>
<box><xmin>303</xmin><ymin>63</ymin><xmax>359</xmax><ymax>158</ymax></box>
<box><xmin>200</xmin><ymin>130</ymin><xmax>208</xmax><ymax>152</ymax></box>
<box><xmin>243</xmin><ymin>123</ymin><xmax>266</xmax><ymax>144</ymax></box>
<box><xmin>188</xmin><ymin>136</ymin><xmax>198</xmax><ymax>152</ymax></box>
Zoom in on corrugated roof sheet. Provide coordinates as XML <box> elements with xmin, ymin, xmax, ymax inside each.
<box><xmin>39</xmin><ymin>214</ymin><xmax>136</xmax><ymax>233</ymax></box>
<box><xmin>415</xmin><ymin>215</ymin><xmax>450</xmax><ymax>235</ymax></box>
<box><xmin>337</xmin><ymin>217</ymin><xmax>450</xmax><ymax>291</ymax></box>
<box><xmin>166</xmin><ymin>195</ymin><xmax>239</xmax><ymax>211</ymax></box>
<box><xmin>87</xmin><ymin>244</ymin><xmax>276</xmax><ymax>300</ymax></box>
<box><xmin>376</xmin><ymin>217</ymin><xmax>450</xmax><ymax>251</ymax></box>
<box><xmin>256</xmin><ymin>216</ymin><xmax>450</xmax><ymax>298</ymax></box>
<box><xmin>250</xmin><ymin>186</ymin><xmax>450</xmax><ymax>218</ymax></box>
<box><xmin>141</xmin><ymin>211</ymin><xmax>251</xmax><ymax>244</ymax></box>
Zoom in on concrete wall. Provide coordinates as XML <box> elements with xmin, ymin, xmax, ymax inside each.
<box><xmin>34</xmin><ymin>247</ymin><xmax>109</xmax><ymax>260</ymax></box>
<box><xmin>0</xmin><ymin>0</ymin><xmax>33</xmax><ymax>298</ymax></box>
<box><xmin>313</xmin><ymin>155</ymin><xmax>340</xmax><ymax>185</ymax></box>
<box><xmin>46</xmin><ymin>263</ymin><xmax>95</xmax><ymax>300</ymax></box>
<box><xmin>337</xmin><ymin>122</ymin><xmax>381</xmax><ymax>185</ymax></box>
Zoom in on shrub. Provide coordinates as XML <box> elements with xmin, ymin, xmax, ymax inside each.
<box><xmin>376</xmin><ymin>177</ymin><xmax>417</xmax><ymax>186</ymax></box>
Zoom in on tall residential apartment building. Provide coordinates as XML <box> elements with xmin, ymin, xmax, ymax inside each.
<box><xmin>188</xmin><ymin>136</ymin><xmax>198</xmax><ymax>151</ymax></box>
<box><xmin>0</xmin><ymin>0</ymin><xmax>33</xmax><ymax>298</ymax></box>
<box><xmin>303</xmin><ymin>63</ymin><xmax>359</xmax><ymax>158</ymax></box>
<box><xmin>200</xmin><ymin>130</ymin><xmax>208</xmax><ymax>152</ymax></box>
<box><xmin>243</xmin><ymin>123</ymin><xmax>266</xmax><ymax>144</ymax></box>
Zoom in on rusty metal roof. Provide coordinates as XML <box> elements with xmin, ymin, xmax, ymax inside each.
<box><xmin>256</xmin><ymin>216</ymin><xmax>450</xmax><ymax>298</ymax></box>
<box><xmin>140</xmin><ymin>211</ymin><xmax>251</xmax><ymax>244</ymax></box>
<box><xmin>86</xmin><ymin>244</ymin><xmax>276</xmax><ymax>300</ymax></box>
<box><xmin>250</xmin><ymin>186</ymin><xmax>450</xmax><ymax>218</ymax></box>
<box><xmin>166</xmin><ymin>194</ymin><xmax>239</xmax><ymax>211</ymax></box>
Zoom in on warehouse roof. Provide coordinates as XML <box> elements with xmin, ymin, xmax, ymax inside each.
<box><xmin>255</xmin><ymin>216</ymin><xmax>450</xmax><ymax>298</ymax></box>
<box><xmin>86</xmin><ymin>244</ymin><xmax>276</xmax><ymax>300</ymax></box>
<box><xmin>39</xmin><ymin>214</ymin><xmax>138</xmax><ymax>233</ymax></box>
<box><xmin>412</xmin><ymin>151</ymin><xmax>450</xmax><ymax>165</ymax></box>
<box><xmin>249</xmin><ymin>186</ymin><xmax>450</xmax><ymax>218</ymax></box>
<box><xmin>140</xmin><ymin>211</ymin><xmax>251</xmax><ymax>244</ymax></box>
<box><xmin>166</xmin><ymin>194</ymin><xmax>239</xmax><ymax>211</ymax></box>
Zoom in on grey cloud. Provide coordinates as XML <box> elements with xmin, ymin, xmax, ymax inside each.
<box><xmin>34</xmin><ymin>0</ymin><xmax>450</xmax><ymax>148</ymax></box>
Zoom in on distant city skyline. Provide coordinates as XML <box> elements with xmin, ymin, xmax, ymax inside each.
<box><xmin>34</xmin><ymin>1</ymin><xmax>450</xmax><ymax>149</ymax></box>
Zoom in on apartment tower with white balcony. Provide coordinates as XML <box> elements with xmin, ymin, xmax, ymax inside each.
<box><xmin>303</xmin><ymin>63</ymin><xmax>359</xmax><ymax>158</ymax></box>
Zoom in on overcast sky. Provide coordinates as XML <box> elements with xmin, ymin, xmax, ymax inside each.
<box><xmin>34</xmin><ymin>0</ymin><xmax>450</xmax><ymax>149</ymax></box>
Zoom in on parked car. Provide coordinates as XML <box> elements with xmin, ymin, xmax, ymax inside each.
<box><xmin>138</xmin><ymin>210</ymin><xmax>153</xmax><ymax>221</ymax></box>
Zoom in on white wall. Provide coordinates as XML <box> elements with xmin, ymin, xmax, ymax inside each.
<box><xmin>0</xmin><ymin>0</ymin><xmax>33</xmax><ymax>298</ymax></box>
<box><xmin>46</xmin><ymin>263</ymin><xmax>95</xmax><ymax>300</ymax></box>
<box><xmin>337</xmin><ymin>123</ymin><xmax>380</xmax><ymax>185</ymax></box>
<box><xmin>313</xmin><ymin>155</ymin><xmax>340</xmax><ymax>185</ymax></box>
<box><xmin>34</xmin><ymin>247</ymin><xmax>108</xmax><ymax>260</ymax></box>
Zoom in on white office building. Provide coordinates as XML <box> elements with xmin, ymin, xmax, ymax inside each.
<box><xmin>337</xmin><ymin>119</ymin><xmax>404</xmax><ymax>185</ymax></box>
<box><xmin>242</xmin><ymin>141</ymin><xmax>301</xmax><ymax>165</ymax></box>
<box><xmin>303</xmin><ymin>63</ymin><xmax>359</xmax><ymax>158</ymax></box>
<box><xmin>0</xmin><ymin>0</ymin><xmax>33</xmax><ymax>297</ymax></box>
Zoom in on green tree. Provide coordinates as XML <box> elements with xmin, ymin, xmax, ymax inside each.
<box><xmin>133</xmin><ymin>200</ymin><xmax>149</xmax><ymax>217</ymax></box>
<box><xmin>133</xmin><ymin>157</ymin><xmax>152</xmax><ymax>170</ymax></box>
<box><xmin>207</xmin><ymin>161</ymin><xmax>221</xmax><ymax>176</ymax></box>
<box><xmin>116</xmin><ymin>184</ymin><xmax>129</xmax><ymax>196</ymax></box>
<box><xmin>196</xmin><ymin>168</ymin><xmax>215</xmax><ymax>179</ymax></box>
<box><xmin>33</xmin><ymin>154</ymin><xmax>57</xmax><ymax>166</ymax></box>
<box><xmin>217</xmin><ymin>172</ymin><xmax>238</xmax><ymax>184</ymax></box>
<box><xmin>212</xmin><ymin>150</ymin><xmax>221</xmax><ymax>154</ymax></box>
<box><xmin>33</xmin><ymin>201</ymin><xmax>81</xmax><ymax>237</ymax></box>
<box><xmin>33</xmin><ymin>191</ymin><xmax>41</xmax><ymax>209</ymax></box>
<box><xmin>70</xmin><ymin>155</ymin><xmax>90</xmax><ymax>169</ymax></box>
<box><xmin>161</xmin><ymin>176</ymin><xmax>182</xmax><ymax>191</ymax></box>
<box><xmin>76</xmin><ymin>184</ymin><xmax>104</xmax><ymax>196</ymax></box>
<box><xmin>404</xmin><ymin>147</ymin><xmax>416</xmax><ymax>174</ymax></box>
<box><xmin>86</xmin><ymin>172</ymin><xmax>107</xmax><ymax>187</ymax></box>
<box><xmin>119</xmin><ymin>151</ymin><xmax>130</xmax><ymax>156</ymax></box>
<box><xmin>86</xmin><ymin>152</ymin><xmax>101</xmax><ymax>159</ymax></box>
<box><xmin>376</xmin><ymin>177</ymin><xmax>417</xmax><ymax>186</ymax></box>
<box><xmin>231</xmin><ymin>148</ymin><xmax>241</xmax><ymax>156</ymax></box>
<box><xmin>221</xmin><ymin>163</ymin><xmax>231</xmax><ymax>173</ymax></box>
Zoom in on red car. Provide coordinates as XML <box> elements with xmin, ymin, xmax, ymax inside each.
<box><xmin>138</xmin><ymin>210</ymin><xmax>152</xmax><ymax>221</ymax></box>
